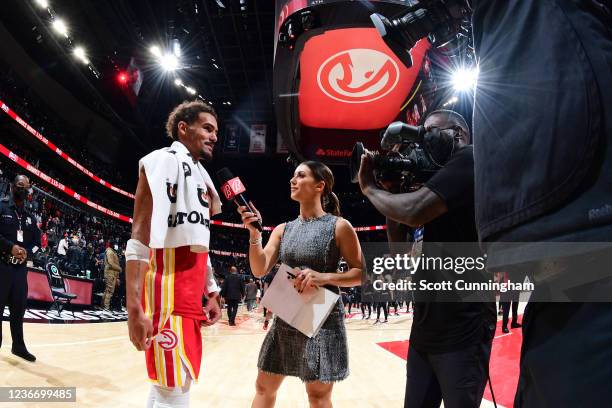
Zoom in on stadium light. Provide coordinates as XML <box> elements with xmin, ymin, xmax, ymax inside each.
<box><xmin>149</xmin><ymin>45</ymin><xmax>162</xmax><ymax>58</ymax></box>
<box><xmin>52</xmin><ymin>18</ymin><xmax>69</xmax><ymax>38</ymax></box>
<box><xmin>34</xmin><ymin>0</ymin><xmax>49</xmax><ymax>8</ymax></box>
<box><xmin>160</xmin><ymin>53</ymin><xmax>179</xmax><ymax>71</ymax></box>
<box><xmin>452</xmin><ymin>67</ymin><xmax>479</xmax><ymax>92</ymax></box>
<box><xmin>73</xmin><ymin>46</ymin><xmax>89</xmax><ymax>64</ymax></box>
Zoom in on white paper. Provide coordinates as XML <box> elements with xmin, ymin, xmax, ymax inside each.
<box><xmin>261</xmin><ymin>264</ymin><xmax>340</xmax><ymax>338</ymax></box>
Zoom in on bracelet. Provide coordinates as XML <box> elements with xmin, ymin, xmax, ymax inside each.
<box><xmin>249</xmin><ymin>236</ymin><xmax>262</xmax><ymax>246</ymax></box>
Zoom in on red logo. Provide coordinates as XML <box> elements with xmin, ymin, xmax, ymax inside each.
<box><xmin>156</xmin><ymin>329</ymin><xmax>178</xmax><ymax>350</ymax></box>
<box><xmin>317</xmin><ymin>49</ymin><xmax>400</xmax><ymax>104</ymax></box>
<box><xmin>221</xmin><ymin>177</ymin><xmax>246</xmax><ymax>201</ymax></box>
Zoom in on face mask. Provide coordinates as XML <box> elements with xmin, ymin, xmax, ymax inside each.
<box><xmin>13</xmin><ymin>187</ymin><xmax>29</xmax><ymax>201</ymax></box>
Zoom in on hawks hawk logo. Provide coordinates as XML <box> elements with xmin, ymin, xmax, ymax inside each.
<box><xmin>182</xmin><ymin>162</ymin><xmax>192</xmax><ymax>178</ymax></box>
<box><xmin>197</xmin><ymin>187</ymin><xmax>209</xmax><ymax>208</ymax></box>
<box><xmin>156</xmin><ymin>329</ymin><xmax>178</xmax><ymax>350</ymax></box>
<box><xmin>166</xmin><ymin>182</ymin><xmax>178</xmax><ymax>203</ymax></box>
<box><xmin>50</xmin><ymin>265</ymin><xmax>61</xmax><ymax>278</ymax></box>
<box><xmin>317</xmin><ymin>48</ymin><xmax>400</xmax><ymax>104</ymax></box>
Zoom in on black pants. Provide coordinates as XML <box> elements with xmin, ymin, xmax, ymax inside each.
<box><xmin>404</xmin><ymin>341</ymin><xmax>492</xmax><ymax>408</ymax></box>
<box><xmin>376</xmin><ymin>302</ymin><xmax>388</xmax><ymax>320</ymax></box>
<box><xmin>226</xmin><ymin>299</ymin><xmax>239</xmax><ymax>324</ymax></box>
<box><xmin>515</xmin><ymin>302</ymin><xmax>612</xmax><ymax>407</ymax></box>
<box><xmin>0</xmin><ymin>265</ymin><xmax>28</xmax><ymax>350</ymax></box>
<box><xmin>501</xmin><ymin>300</ymin><xmax>519</xmax><ymax>327</ymax></box>
<box><xmin>361</xmin><ymin>302</ymin><xmax>371</xmax><ymax>317</ymax></box>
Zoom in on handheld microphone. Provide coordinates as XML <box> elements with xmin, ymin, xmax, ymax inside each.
<box><xmin>216</xmin><ymin>168</ymin><xmax>263</xmax><ymax>232</ymax></box>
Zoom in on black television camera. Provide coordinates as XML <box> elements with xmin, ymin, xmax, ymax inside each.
<box><xmin>370</xmin><ymin>0</ymin><xmax>471</xmax><ymax>68</ymax></box>
<box><xmin>349</xmin><ymin>121</ymin><xmax>456</xmax><ymax>191</ymax></box>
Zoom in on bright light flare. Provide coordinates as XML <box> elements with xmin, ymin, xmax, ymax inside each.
<box><xmin>160</xmin><ymin>54</ymin><xmax>179</xmax><ymax>71</ymax></box>
<box><xmin>186</xmin><ymin>87</ymin><xmax>196</xmax><ymax>95</ymax></box>
<box><xmin>174</xmin><ymin>78</ymin><xmax>183</xmax><ymax>86</ymax></box>
<box><xmin>52</xmin><ymin>18</ymin><xmax>69</xmax><ymax>38</ymax></box>
<box><xmin>452</xmin><ymin>67</ymin><xmax>479</xmax><ymax>92</ymax></box>
<box><xmin>73</xmin><ymin>46</ymin><xmax>89</xmax><ymax>64</ymax></box>
<box><xmin>34</xmin><ymin>0</ymin><xmax>49</xmax><ymax>8</ymax></box>
<box><xmin>149</xmin><ymin>45</ymin><xmax>162</xmax><ymax>58</ymax></box>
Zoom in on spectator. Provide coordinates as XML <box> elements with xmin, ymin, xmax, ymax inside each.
<box><xmin>221</xmin><ymin>266</ymin><xmax>244</xmax><ymax>326</ymax></box>
<box><xmin>57</xmin><ymin>233</ymin><xmax>69</xmax><ymax>258</ymax></box>
<box><xmin>245</xmin><ymin>278</ymin><xmax>258</xmax><ymax>312</ymax></box>
<box><xmin>102</xmin><ymin>243</ymin><xmax>122</xmax><ymax>310</ymax></box>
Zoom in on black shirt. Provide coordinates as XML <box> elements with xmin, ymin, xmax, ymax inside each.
<box><xmin>409</xmin><ymin>146</ymin><xmax>496</xmax><ymax>353</ymax></box>
<box><xmin>0</xmin><ymin>198</ymin><xmax>42</xmax><ymax>268</ymax></box>
<box><xmin>221</xmin><ymin>273</ymin><xmax>245</xmax><ymax>301</ymax></box>
<box><xmin>471</xmin><ymin>0</ymin><xmax>612</xmax><ymax>247</ymax></box>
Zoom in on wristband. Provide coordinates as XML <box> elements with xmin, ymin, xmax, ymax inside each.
<box><xmin>125</xmin><ymin>239</ymin><xmax>150</xmax><ymax>262</ymax></box>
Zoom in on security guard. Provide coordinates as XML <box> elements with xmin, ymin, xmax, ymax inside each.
<box><xmin>0</xmin><ymin>175</ymin><xmax>41</xmax><ymax>362</ymax></box>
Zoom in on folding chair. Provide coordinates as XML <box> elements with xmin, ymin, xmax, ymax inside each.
<box><xmin>45</xmin><ymin>262</ymin><xmax>77</xmax><ymax>316</ymax></box>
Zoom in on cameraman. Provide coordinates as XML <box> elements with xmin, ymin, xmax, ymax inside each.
<box><xmin>358</xmin><ymin>110</ymin><xmax>496</xmax><ymax>408</ymax></box>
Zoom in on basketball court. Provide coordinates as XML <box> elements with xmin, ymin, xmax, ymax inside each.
<box><xmin>1</xmin><ymin>305</ymin><xmax>522</xmax><ymax>407</ymax></box>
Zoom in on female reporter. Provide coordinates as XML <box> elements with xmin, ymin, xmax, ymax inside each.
<box><xmin>237</xmin><ymin>161</ymin><xmax>363</xmax><ymax>408</ymax></box>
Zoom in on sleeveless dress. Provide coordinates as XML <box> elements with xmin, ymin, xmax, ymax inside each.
<box><xmin>257</xmin><ymin>213</ymin><xmax>349</xmax><ymax>382</ymax></box>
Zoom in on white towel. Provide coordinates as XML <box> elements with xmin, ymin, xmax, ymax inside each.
<box><xmin>139</xmin><ymin>141</ymin><xmax>221</xmax><ymax>252</ymax></box>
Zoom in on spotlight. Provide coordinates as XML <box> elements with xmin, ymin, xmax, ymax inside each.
<box><xmin>174</xmin><ymin>78</ymin><xmax>183</xmax><ymax>86</ymax></box>
<box><xmin>34</xmin><ymin>0</ymin><xmax>48</xmax><ymax>8</ymax></box>
<box><xmin>73</xmin><ymin>46</ymin><xmax>89</xmax><ymax>64</ymax></box>
<box><xmin>186</xmin><ymin>87</ymin><xmax>196</xmax><ymax>95</ymax></box>
<box><xmin>52</xmin><ymin>18</ymin><xmax>69</xmax><ymax>38</ymax></box>
<box><xmin>160</xmin><ymin>54</ymin><xmax>179</xmax><ymax>71</ymax></box>
<box><xmin>149</xmin><ymin>45</ymin><xmax>162</xmax><ymax>58</ymax></box>
<box><xmin>452</xmin><ymin>67</ymin><xmax>479</xmax><ymax>92</ymax></box>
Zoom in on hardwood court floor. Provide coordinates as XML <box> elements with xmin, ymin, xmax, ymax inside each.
<box><xmin>0</xmin><ymin>307</ymin><xmax>508</xmax><ymax>407</ymax></box>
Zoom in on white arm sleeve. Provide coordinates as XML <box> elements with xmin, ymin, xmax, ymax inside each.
<box><xmin>206</xmin><ymin>256</ymin><xmax>219</xmax><ymax>294</ymax></box>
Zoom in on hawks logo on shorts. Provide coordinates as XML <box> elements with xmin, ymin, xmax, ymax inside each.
<box><xmin>156</xmin><ymin>329</ymin><xmax>178</xmax><ymax>350</ymax></box>
<box><xmin>142</xmin><ymin>247</ymin><xmax>208</xmax><ymax>387</ymax></box>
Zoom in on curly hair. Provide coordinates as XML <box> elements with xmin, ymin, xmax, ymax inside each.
<box><xmin>165</xmin><ymin>100</ymin><xmax>218</xmax><ymax>140</ymax></box>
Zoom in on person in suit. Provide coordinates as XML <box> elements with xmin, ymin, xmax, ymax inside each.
<box><xmin>221</xmin><ymin>266</ymin><xmax>244</xmax><ymax>326</ymax></box>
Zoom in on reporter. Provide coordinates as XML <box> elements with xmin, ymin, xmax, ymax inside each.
<box><xmin>237</xmin><ymin>161</ymin><xmax>363</xmax><ymax>408</ymax></box>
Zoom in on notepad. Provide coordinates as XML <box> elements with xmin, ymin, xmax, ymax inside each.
<box><xmin>261</xmin><ymin>264</ymin><xmax>340</xmax><ymax>338</ymax></box>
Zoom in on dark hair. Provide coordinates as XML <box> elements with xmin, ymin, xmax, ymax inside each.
<box><xmin>302</xmin><ymin>161</ymin><xmax>341</xmax><ymax>216</ymax></box>
<box><xmin>165</xmin><ymin>100</ymin><xmax>218</xmax><ymax>141</ymax></box>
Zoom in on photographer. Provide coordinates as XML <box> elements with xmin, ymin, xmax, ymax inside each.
<box><xmin>358</xmin><ymin>110</ymin><xmax>495</xmax><ymax>408</ymax></box>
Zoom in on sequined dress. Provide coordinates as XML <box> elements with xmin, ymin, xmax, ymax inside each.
<box><xmin>257</xmin><ymin>213</ymin><xmax>348</xmax><ymax>382</ymax></box>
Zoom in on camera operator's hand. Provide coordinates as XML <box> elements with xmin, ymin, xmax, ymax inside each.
<box><xmin>358</xmin><ymin>152</ymin><xmax>377</xmax><ymax>194</ymax></box>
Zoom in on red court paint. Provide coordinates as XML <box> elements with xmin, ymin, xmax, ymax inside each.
<box><xmin>377</xmin><ymin>317</ymin><xmax>522</xmax><ymax>407</ymax></box>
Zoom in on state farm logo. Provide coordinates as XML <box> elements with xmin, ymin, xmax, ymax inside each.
<box><xmin>317</xmin><ymin>49</ymin><xmax>399</xmax><ymax>104</ymax></box>
<box><xmin>156</xmin><ymin>329</ymin><xmax>178</xmax><ymax>350</ymax></box>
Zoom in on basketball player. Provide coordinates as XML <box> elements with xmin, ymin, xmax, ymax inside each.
<box><xmin>126</xmin><ymin>101</ymin><xmax>222</xmax><ymax>407</ymax></box>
